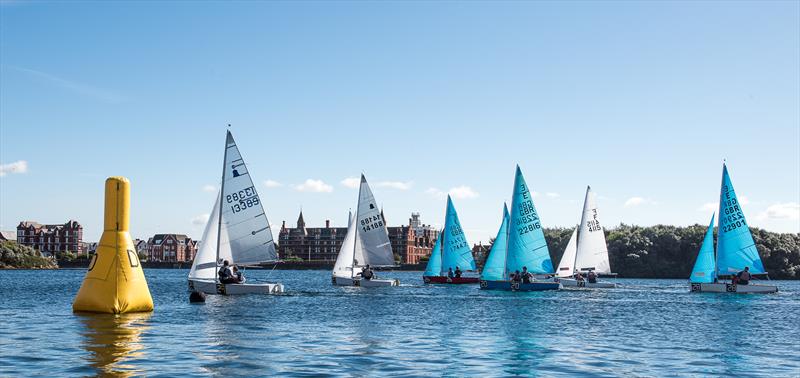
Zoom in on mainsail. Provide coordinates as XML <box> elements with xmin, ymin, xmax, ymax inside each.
<box><xmin>352</xmin><ymin>174</ymin><xmax>395</xmax><ymax>267</ymax></box>
<box><xmin>480</xmin><ymin>204</ymin><xmax>509</xmax><ymax>281</ymax></box>
<box><xmin>555</xmin><ymin>227</ymin><xmax>578</xmax><ymax>278</ymax></box>
<box><xmin>574</xmin><ymin>186</ymin><xmax>611</xmax><ymax>274</ymax></box>
<box><xmin>423</xmin><ymin>230</ymin><xmax>443</xmax><ymax>277</ymax></box>
<box><xmin>716</xmin><ymin>164</ymin><xmax>765</xmax><ymax>275</ymax></box>
<box><xmin>690</xmin><ymin>213</ymin><xmax>717</xmax><ymax>283</ymax></box>
<box><xmin>188</xmin><ymin>131</ymin><xmax>277</xmax><ymax>281</ymax></box>
<box><xmin>506</xmin><ymin>166</ymin><xmax>554</xmax><ymax>275</ymax></box>
<box><xmin>440</xmin><ymin>195</ymin><xmax>477</xmax><ymax>273</ymax></box>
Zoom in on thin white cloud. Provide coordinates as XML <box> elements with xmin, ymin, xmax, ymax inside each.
<box><xmin>11</xmin><ymin>66</ymin><xmax>126</xmax><ymax>103</ymax></box>
<box><xmin>0</xmin><ymin>160</ymin><xmax>28</xmax><ymax>177</ymax></box>
<box><xmin>191</xmin><ymin>213</ymin><xmax>210</xmax><ymax>226</ymax></box>
<box><xmin>263</xmin><ymin>180</ymin><xmax>283</xmax><ymax>188</ymax></box>
<box><xmin>624</xmin><ymin>197</ymin><xmax>656</xmax><ymax>207</ymax></box>
<box><xmin>375</xmin><ymin>181</ymin><xmax>413</xmax><ymax>190</ymax></box>
<box><xmin>545</xmin><ymin>192</ymin><xmax>560</xmax><ymax>198</ymax></box>
<box><xmin>698</xmin><ymin>202</ymin><xmax>717</xmax><ymax>212</ymax></box>
<box><xmin>293</xmin><ymin>179</ymin><xmax>333</xmax><ymax>193</ymax></box>
<box><xmin>756</xmin><ymin>202</ymin><xmax>800</xmax><ymax>221</ymax></box>
<box><xmin>202</xmin><ymin>184</ymin><xmax>217</xmax><ymax>193</ymax></box>
<box><xmin>341</xmin><ymin>177</ymin><xmax>360</xmax><ymax>189</ymax></box>
<box><xmin>426</xmin><ymin>186</ymin><xmax>479</xmax><ymax>200</ymax></box>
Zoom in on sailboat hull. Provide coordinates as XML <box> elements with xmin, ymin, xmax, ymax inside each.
<box><xmin>479</xmin><ymin>280</ymin><xmax>561</xmax><ymax>291</ymax></box>
<box><xmin>332</xmin><ymin>276</ymin><xmax>399</xmax><ymax>287</ymax></box>
<box><xmin>690</xmin><ymin>282</ymin><xmax>778</xmax><ymax>293</ymax></box>
<box><xmin>189</xmin><ymin>279</ymin><xmax>284</xmax><ymax>295</ymax></box>
<box><xmin>556</xmin><ymin>278</ymin><xmax>617</xmax><ymax>288</ymax></box>
<box><xmin>423</xmin><ymin>276</ymin><xmax>479</xmax><ymax>284</ymax></box>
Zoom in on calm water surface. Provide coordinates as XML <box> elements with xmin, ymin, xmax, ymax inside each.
<box><xmin>1</xmin><ymin>269</ymin><xmax>798</xmax><ymax>377</ymax></box>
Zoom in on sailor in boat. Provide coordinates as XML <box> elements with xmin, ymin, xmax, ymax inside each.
<box><xmin>735</xmin><ymin>267</ymin><xmax>752</xmax><ymax>285</ymax></box>
<box><xmin>360</xmin><ymin>265</ymin><xmax>375</xmax><ymax>281</ymax></box>
<box><xmin>521</xmin><ymin>266</ymin><xmax>533</xmax><ymax>283</ymax></box>
<box><xmin>218</xmin><ymin>260</ymin><xmax>238</xmax><ymax>285</ymax></box>
<box><xmin>454</xmin><ymin>266</ymin><xmax>462</xmax><ymax>278</ymax></box>
<box><xmin>232</xmin><ymin>266</ymin><xmax>245</xmax><ymax>284</ymax></box>
<box><xmin>511</xmin><ymin>270</ymin><xmax>522</xmax><ymax>283</ymax></box>
<box><xmin>447</xmin><ymin>267</ymin><xmax>454</xmax><ymax>279</ymax></box>
<box><xmin>573</xmin><ymin>271</ymin><xmax>585</xmax><ymax>282</ymax></box>
<box><xmin>587</xmin><ymin>269</ymin><xmax>598</xmax><ymax>284</ymax></box>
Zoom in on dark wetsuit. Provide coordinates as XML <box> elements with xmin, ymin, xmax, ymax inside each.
<box><xmin>219</xmin><ymin>266</ymin><xmax>237</xmax><ymax>284</ymax></box>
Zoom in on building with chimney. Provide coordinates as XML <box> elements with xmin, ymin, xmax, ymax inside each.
<box><xmin>277</xmin><ymin>211</ymin><xmax>438</xmax><ymax>264</ymax></box>
<box><xmin>16</xmin><ymin>220</ymin><xmax>83</xmax><ymax>257</ymax></box>
<box><xmin>146</xmin><ymin>234</ymin><xmax>198</xmax><ymax>262</ymax></box>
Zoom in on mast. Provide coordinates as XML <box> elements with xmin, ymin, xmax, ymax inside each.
<box><xmin>351</xmin><ymin>174</ymin><xmax>363</xmax><ymax>278</ymax></box>
<box><xmin>214</xmin><ymin>128</ymin><xmax>230</xmax><ymax>284</ymax></box>
<box><xmin>574</xmin><ymin>185</ymin><xmax>590</xmax><ymax>273</ymax></box>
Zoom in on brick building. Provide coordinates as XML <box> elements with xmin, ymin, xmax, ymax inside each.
<box><xmin>16</xmin><ymin>220</ymin><xmax>83</xmax><ymax>257</ymax></box>
<box><xmin>277</xmin><ymin>211</ymin><xmax>438</xmax><ymax>264</ymax></box>
<box><xmin>146</xmin><ymin>234</ymin><xmax>198</xmax><ymax>262</ymax></box>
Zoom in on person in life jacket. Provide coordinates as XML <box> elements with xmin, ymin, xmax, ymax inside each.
<box><xmin>521</xmin><ymin>266</ymin><xmax>533</xmax><ymax>283</ymax></box>
<box><xmin>361</xmin><ymin>265</ymin><xmax>375</xmax><ymax>280</ymax></box>
<box><xmin>736</xmin><ymin>266</ymin><xmax>752</xmax><ymax>285</ymax></box>
<box><xmin>454</xmin><ymin>266</ymin><xmax>462</xmax><ymax>278</ymax></box>
<box><xmin>447</xmin><ymin>267</ymin><xmax>454</xmax><ymax>279</ymax></box>
<box><xmin>587</xmin><ymin>269</ymin><xmax>598</xmax><ymax>284</ymax></box>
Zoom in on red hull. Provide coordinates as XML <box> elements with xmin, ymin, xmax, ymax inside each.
<box><xmin>423</xmin><ymin>276</ymin><xmax>480</xmax><ymax>284</ymax></box>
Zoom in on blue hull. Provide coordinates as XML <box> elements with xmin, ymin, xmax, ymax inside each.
<box><xmin>479</xmin><ymin>280</ymin><xmax>560</xmax><ymax>291</ymax></box>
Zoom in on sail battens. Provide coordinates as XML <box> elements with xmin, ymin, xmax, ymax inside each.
<box><xmin>506</xmin><ymin>166</ymin><xmax>554</xmax><ymax>275</ymax></box>
<box><xmin>716</xmin><ymin>164</ymin><xmax>766</xmax><ymax>275</ymax></box>
<box><xmin>574</xmin><ymin>187</ymin><xmax>612</xmax><ymax>274</ymax></box>
<box><xmin>440</xmin><ymin>196</ymin><xmax>477</xmax><ymax>275</ymax></box>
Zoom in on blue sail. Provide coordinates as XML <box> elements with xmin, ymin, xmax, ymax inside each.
<box><xmin>506</xmin><ymin>166</ymin><xmax>554</xmax><ymax>275</ymax></box>
<box><xmin>716</xmin><ymin>164</ymin><xmax>766</xmax><ymax>275</ymax></box>
<box><xmin>481</xmin><ymin>204</ymin><xmax>509</xmax><ymax>281</ymax></box>
<box><xmin>690</xmin><ymin>213</ymin><xmax>716</xmax><ymax>283</ymax></box>
<box><xmin>423</xmin><ymin>230</ymin><xmax>443</xmax><ymax>277</ymax></box>
<box><xmin>440</xmin><ymin>196</ymin><xmax>477</xmax><ymax>273</ymax></box>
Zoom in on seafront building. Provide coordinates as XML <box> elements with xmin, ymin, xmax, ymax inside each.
<box><xmin>16</xmin><ymin>220</ymin><xmax>83</xmax><ymax>257</ymax></box>
<box><xmin>278</xmin><ymin>211</ymin><xmax>439</xmax><ymax>264</ymax></box>
<box><xmin>145</xmin><ymin>234</ymin><xmax>198</xmax><ymax>262</ymax></box>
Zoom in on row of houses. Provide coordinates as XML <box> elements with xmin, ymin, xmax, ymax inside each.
<box><xmin>3</xmin><ymin>212</ymin><xmax>480</xmax><ymax>265</ymax></box>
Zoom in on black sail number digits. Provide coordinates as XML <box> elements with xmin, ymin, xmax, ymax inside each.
<box><xmin>361</xmin><ymin>215</ymin><xmax>384</xmax><ymax>233</ymax></box>
<box><xmin>227</xmin><ymin>186</ymin><xmax>259</xmax><ymax>214</ymax></box>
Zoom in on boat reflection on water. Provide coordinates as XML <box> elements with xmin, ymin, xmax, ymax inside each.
<box><xmin>77</xmin><ymin>312</ymin><xmax>151</xmax><ymax>377</ymax></box>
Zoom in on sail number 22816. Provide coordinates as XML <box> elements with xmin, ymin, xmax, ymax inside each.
<box><xmin>226</xmin><ymin>186</ymin><xmax>260</xmax><ymax>214</ymax></box>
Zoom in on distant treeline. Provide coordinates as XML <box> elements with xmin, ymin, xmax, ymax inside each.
<box><xmin>533</xmin><ymin>225</ymin><xmax>800</xmax><ymax>279</ymax></box>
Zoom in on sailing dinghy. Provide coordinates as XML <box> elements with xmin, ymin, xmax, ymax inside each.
<box><xmin>332</xmin><ymin>174</ymin><xmax>399</xmax><ymax>287</ymax></box>
<box><xmin>423</xmin><ymin>196</ymin><xmax>478</xmax><ymax>284</ymax></box>
<box><xmin>188</xmin><ymin>131</ymin><xmax>284</xmax><ymax>295</ymax></box>
<box><xmin>555</xmin><ymin>186</ymin><xmax>617</xmax><ymax>288</ymax></box>
<box><xmin>689</xmin><ymin>163</ymin><xmax>777</xmax><ymax>293</ymax></box>
<box><xmin>479</xmin><ymin>166</ymin><xmax>560</xmax><ymax>291</ymax></box>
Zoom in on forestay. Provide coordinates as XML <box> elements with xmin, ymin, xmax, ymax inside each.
<box><xmin>353</xmin><ymin>175</ymin><xmax>395</xmax><ymax>267</ymax></box>
<box><xmin>480</xmin><ymin>204</ymin><xmax>509</xmax><ymax>281</ymax></box>
<box><xmin>440</xmin><ymin>196</ymin><xmax>477</xmax><ymax>274</ymax></box>
<box><xmin>423</xmin><ymin>229</ymin><xmax>443</xmax><ymax>277</ymax></box>
<box><xmin>690</xmin><ymin>213</ymin><xmax>716</xmax><ymax>283</ymax></box>
<box><xmin>506</xmin><ymin>166</ymin><xmax>554</xmax><ymax>275</ymax></box>
<box><xmin>574</xmin><ymin>186</ymin><xmax>611</xmax><ymax>274</ymax></box>
<box><xmin>556</xmin><ymin>227</ymin><xmax>578</xmax><ymax>278</ymax></box>
<box><xmin>716</xmin><ymin>164</ymin><xmax>765</xmax><ymax>275</ymax></box>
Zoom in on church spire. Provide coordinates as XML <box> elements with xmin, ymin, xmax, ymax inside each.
<box><xmin>297</xmin><ymin>209</ymin><xmax>306</xmax><ymax>229</ymax></box>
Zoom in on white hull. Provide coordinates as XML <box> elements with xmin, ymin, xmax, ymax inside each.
<box><xmin>690</xmin><ymin>282</ymin><xmax>778</xmax><ymax>293</ymax></box>
<box><xmin>557</xmin><ymin>278</ymin><xmax>617</xmax><ymax>288</ymax></box>
<box><xmin>332</xmin><ymin>276</ymin><xmax>399</xmax><ymax>287</ymax></box>
<box><xmin>189</xmin><ymin>279</ymin><xmax>284</xmax><ymax>295</ymax></box>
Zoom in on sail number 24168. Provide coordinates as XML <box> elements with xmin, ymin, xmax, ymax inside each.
<box><xmin>226</xmin><ymin>186</ymin><xmax>260</xmax><ymax>214</ymax></box>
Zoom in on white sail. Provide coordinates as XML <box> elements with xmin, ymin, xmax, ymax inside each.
<box><xmin>219</xmin><ymin>131</ymin><xmax>278</xmax><ymax>265</ymax></box>
<box><xmin>333</xmin><ymin>214</ymin><xmax>357</xmax><ymax>279</ymax></box>
<box><xmin>556</xmin><ymin>226</ymin><xmax>578</xmax><ymax>278</ymax></box>
<box><xmin>352</xmin><ymin>175</ymin><xmax>395</xmax><ymax>267</ymax></box>
<box><xmin>574</xmin><ymin>186</ymin><xmax>612</xmax><ymax>274</ymax></box>
<box><xmin>188</xmin><ymin>192</ymin><xmax>232</xmax><ymax>280</ymax></box>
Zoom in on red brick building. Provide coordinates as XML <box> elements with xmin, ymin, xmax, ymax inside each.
<box><xmin>146</xmin><ymin>234</ymin><xmax>198</xmax><ymax>262</ymax></box>
<box><xmin>16</xmin><ymin>220</ymin><xmax>83</xmax><ymax>257</ymax></box>
<box><xmin>278</xmin><ymin>211</ymin><xmax>438</xmax><ymax>264</ymax></box>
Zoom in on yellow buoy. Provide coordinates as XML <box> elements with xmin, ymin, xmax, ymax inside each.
<box><xmin>73</xmin><ymin>177</ymin><xmax>154</xmax><ymax>313</ymax></box>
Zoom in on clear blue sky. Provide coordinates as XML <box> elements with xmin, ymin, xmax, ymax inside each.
<box><xmin>1</xmin><ymin>1</ymin><xmax>798</xmax><ymax>243</ymax></box>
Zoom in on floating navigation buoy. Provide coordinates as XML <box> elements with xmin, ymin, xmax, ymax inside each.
<box><xmin>189</xmin><ymin>290</ymin><xmax>206</xmax><ymax>303</ymax></box>
<box><xmin>73</xmin><ymin>177</ymin><xmax>154</xmax><ymax>314</ymax></box>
